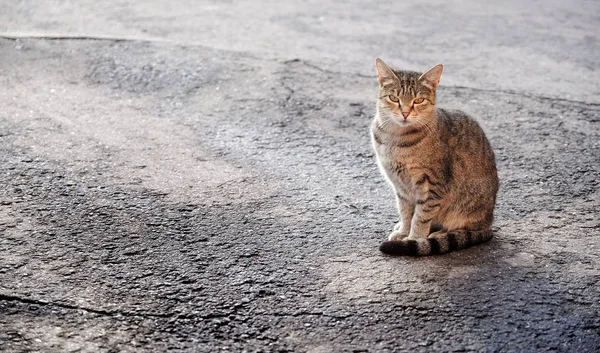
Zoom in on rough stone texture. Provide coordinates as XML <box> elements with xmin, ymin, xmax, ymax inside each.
<box><xmin>0</xmin><ymin>1</ymin><xmax>599</xmax><ymax>352</ymax></box>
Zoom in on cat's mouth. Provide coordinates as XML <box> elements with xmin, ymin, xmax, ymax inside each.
<box><xmin>391</xmin><ymin>116</ymin><xmax>413</xmax><ymax>126</ymax></box>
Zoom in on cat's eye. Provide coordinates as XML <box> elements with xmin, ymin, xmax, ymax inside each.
<box><xmin>414</xmin><ymin>98</ymin><xmax>425</xmax><ymax>104</ymax></box>
<box><xmin>388</xmin><ymin>96</ymin><xmax>399</xmax><ymax>102</ymax></box>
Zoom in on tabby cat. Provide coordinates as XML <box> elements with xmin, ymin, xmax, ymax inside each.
<box><xmin>371</xmin><ymin>58</ymin><xmax>499</xmax><ymax>256</ymax></box>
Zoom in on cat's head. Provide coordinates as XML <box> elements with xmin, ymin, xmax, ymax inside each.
<box><xmin>375</xmin><ymin>58</ymin><xmax>443</xmax><ymax>126</ymax></box>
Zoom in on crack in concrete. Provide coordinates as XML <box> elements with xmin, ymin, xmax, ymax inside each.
<box><xmin>448</xmin><ymin>85</ymin><xmax>600</xmax><ymax>107</ymax></box>
<box><xmin>282</xmin><ymin>58</ymin><xmax>372</xmax><ymax>79</ymax></box>
<box><xmin>0</xmin><ymin>293</ymin><xmax>171</xmax><ymax>318</ymax></box>
<box><xmin>0</xmin><ymin>32</ymin><xmax>159</xmax><ymax>43</ymax></box>
<box><xmin>281</xmin><ymin>59</ymin><xmax>600</xmax><ymax>107</ymax></box>
<box><xmin>2</xmin><ymin>33</ymin><xmax>599</xmax><ymax>107</ymax></box>
<box><xmin>0</xmin><ymin>294</ymin><xmax>252</xmax><ymax>322</ymax></box>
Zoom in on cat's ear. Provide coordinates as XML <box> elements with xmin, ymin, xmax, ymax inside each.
<box><xmin>419</xmin><ymin>64</ymin><xmax>444</xmax><ymax>89</ymax></box>
<box><xmin>376</xmin><ymin>58</ymin><xmax>398</xmax><ymax>86</ymax></box>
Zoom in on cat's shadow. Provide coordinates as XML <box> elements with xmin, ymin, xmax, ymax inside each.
<box><xmin>326</xmin><ymin>230</ymin><xmax>523</xmax><ymax>299</ymax></box>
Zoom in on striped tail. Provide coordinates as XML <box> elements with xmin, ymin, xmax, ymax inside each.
<box><xmin>379</xmin><ymin>229</ymin><xmax>494</xmax><ymax>256</ymax></box>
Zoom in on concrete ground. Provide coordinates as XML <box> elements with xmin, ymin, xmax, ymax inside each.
<box><xmin>0</xmin><ymin>1</ymin><xmax>598</xmax><ymax>352</ymax></box>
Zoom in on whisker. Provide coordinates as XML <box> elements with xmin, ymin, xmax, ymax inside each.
<box><xmin>416</xmin><ymin>119</ymin><xmax>434</xmax><ymax>136</ymax></box>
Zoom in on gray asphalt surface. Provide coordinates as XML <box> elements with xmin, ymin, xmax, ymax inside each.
<box><xmin>1</xmin><ymin>1</ymin><xmax>599</xmax><ymax>352</ymax></box>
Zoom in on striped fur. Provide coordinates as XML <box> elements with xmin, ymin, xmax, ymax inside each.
<box><xmin>372</xmin><ymin>59</ymin><xmax>499</xmax><ymax>256</ymax></box>
<box><xmin>379</xmin><ymin>229</ymin><xmax>494</xmax><ymax>256</ymax></box>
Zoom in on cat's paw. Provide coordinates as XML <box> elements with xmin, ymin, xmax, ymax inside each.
<box><xmin>388</xmin><ymin>231</ymin><xmax>409</xmax><ymax>241</ymax></box>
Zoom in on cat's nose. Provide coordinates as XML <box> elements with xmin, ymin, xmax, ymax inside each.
<box><xmin>401</xmin><ymin>112</ymin><xmax>410</xmax><ymax>119</ymax></box>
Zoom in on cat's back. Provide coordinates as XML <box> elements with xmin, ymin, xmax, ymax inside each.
<box><xmin>436</xmin><ymin>108</ymin><xmax>494</xmax><ymax>153</ymax></box>
<box><xmin>435</xmin><ymin>108</ymin><xmax>498</xmax><ymax>192</ymax></box>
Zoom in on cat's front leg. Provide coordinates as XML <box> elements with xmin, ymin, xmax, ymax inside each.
<box><xmin>389</xmin><ymin>193</ymin><xmax>414</xmax><ymax>241</ymax></box>
<box><xmin>408</xmin><ymin>197</ymin><xmax>442</xmax><ymax>239</ymax></box>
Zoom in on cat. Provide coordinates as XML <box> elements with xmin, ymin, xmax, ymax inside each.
<box><xmin>371</xmin><ymin>58</ymin><xmax>499</xmax><ymax>256</ymax></box>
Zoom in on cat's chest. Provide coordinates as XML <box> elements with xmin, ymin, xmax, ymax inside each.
<box><xmin>370</xmin><ymin>121</ymin><xmax>435</xmax><ymax>187</ymax></box>
<box><xmin>373</xmin><ymin>142</ymin><xmax>422</xmax><ymax>186</ymax></box>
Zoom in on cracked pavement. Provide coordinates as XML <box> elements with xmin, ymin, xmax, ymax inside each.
<box><xmin>0</xmin><ymin>1</ymin><xmax>599</xmax><ymax>352</ymax></box>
